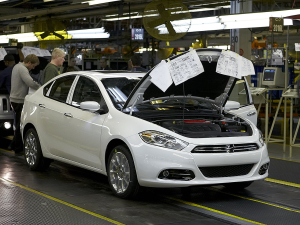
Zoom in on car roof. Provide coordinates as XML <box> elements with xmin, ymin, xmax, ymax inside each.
<box><xmin>61</xmin><ymin>70</ymin><xmax>147</xmax><ymax>80</ymax></box>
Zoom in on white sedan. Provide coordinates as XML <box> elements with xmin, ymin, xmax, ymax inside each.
<box><xmin>21</xmin><ymin>49</ymin><xmax>269</xmax><ymax>199</ymax></box>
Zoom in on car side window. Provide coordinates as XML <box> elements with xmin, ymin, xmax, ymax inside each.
<box><xmin>72</xmin><ymin>77</ymin><xmax>107</xmax><ymax>110</ymax></box>
<box><xmin>48</xmin><ymin>76</ymin><xmax>76</xmax><ymax>103</ymax></box>
<box><xmin>228</xmin><ymin>79</ymin><xmax>249</xmax><ymax>106</ymax></box>
<box><xmin>43</xmin><ymin>82</ymin><xmax>53</xmax><ymax>96</ymax></box>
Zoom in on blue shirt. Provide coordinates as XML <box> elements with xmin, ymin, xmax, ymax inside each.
<box><xmin>0</xmin><ymin>65</ymin><xmax>15</xmax><ymax>93</ymax></box>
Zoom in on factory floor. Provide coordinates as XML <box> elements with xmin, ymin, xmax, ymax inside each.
<box><xmin>1</xmin><ymin>118</ymin><xmax>300</xmax><ymax>225</ymax></box>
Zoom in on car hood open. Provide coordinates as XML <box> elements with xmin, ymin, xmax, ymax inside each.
<box><xmin>123</xmin><ymin>49</ymin><xmax>237</xmax><ymax>111</ymax></box>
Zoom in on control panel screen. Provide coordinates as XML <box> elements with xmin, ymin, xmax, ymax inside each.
<box><xmin>263</xmin><ymin>69</ymin><xmax>275</xmax><ymax>81</ymax></box>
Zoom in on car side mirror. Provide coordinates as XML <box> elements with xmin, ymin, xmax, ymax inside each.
<box><xmin>80</xmin><ymin>101</ymin><xmax>100</xmax><ymax>112</ymax></box>
<box><xmin>224</xmin><ymin>100</ymin><xmax>240</xmax><ymax>111</ymax></box>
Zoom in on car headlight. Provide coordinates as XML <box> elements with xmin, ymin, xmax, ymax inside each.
<box><xmin>139</xmin><ymin>131</ymin><xmax>189</xmax><ymax>150</ymax></box>
<box><xmin>259</xmin><ymin>130</ymin><xmax>264</xmax><ymax>147</ymax></box>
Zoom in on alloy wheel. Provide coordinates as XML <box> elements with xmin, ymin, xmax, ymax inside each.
<box><xmin>109</xmin><ymin>151</ymin><xmax>130</xmax><ymax>194</ymax></box>
<box><xmin>24</xmin><ymin>132</ymin><xmax>38</xmax><ymax>166</ymax></box>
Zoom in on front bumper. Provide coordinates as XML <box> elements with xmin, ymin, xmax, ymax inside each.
<box><xmin>127</xmin><ymin>135</ymin><xmax>269</xmax><ymax>188</ymax></box>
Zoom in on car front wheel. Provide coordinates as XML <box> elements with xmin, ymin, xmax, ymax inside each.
<box><xmin>223</xmin><ymin>181</ymin><xmax>253</xmax><ymax>190</ymax></box>
<box><xmin>107</xmin><ymin>145</ymin><xmax>140</xmax><ymax>199</ymax></box>
<box><xmin>24</xmin><ymin>128</ymin><xmax>51</xmax><ymax>171</ymax></box>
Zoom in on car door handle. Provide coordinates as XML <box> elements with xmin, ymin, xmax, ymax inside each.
<box><xmin>64</xmin><ymin>113</ymin><xmax>73</xmax><ymax>118</ymax></box>
<box><xmin>247</xmin><ymin>111</ymin><xmax>256</xmax><ymax>116</ymax></box>
<box><xmin>39</xmin><ymin>104</ymin><xmax>45</xmax><ymax>108</ymax></box>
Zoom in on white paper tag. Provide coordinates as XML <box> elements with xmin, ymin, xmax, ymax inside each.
<box><xmin>150</xmin><ymin>60</ymin><xmax>173</xmax><ymax>92</ymax></box>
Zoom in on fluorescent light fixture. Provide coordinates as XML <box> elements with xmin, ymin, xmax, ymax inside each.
<box><xmin>284</xmin><ymin>19</ymin><xmax>293</xmax><ymax>25</ymax></box>
<box><xmin>17</xmin><ymin>37</ymin><xmax>39</xmax><ymax>42</ymax></box>
<box><xmin>43</xmin><ymin>0</ymin><xmax>54</xmax><ymax>2</ymax></box>
<box><xmin>6</xmin><ymin>32</ymin><xmax>36</xmax><ymax>39</ymax></box>
<box><xmin>188</xmin><ymin>23</ymin><xmax>225</xmax><ymax>32</ymax></box>
<box><xmin>189</xmin><ymin>7</ymin><xmax>228</xmax><ymax>13</ymax></box>
<box><xmin>0</xmin><ymin>0</ymin><xmax>9</xmax><ymax>2</ymax></box>
<box><xmin>66</xmin><ymin>28</ymin><xmax>110</xmax><ymax>39</ymax></box>
<box><xmin>224</xmin><ymin>18</ymin><xmax>293</xmax><ymax>29</ymax></box>
<box><xmin>220</xmin><ymin>9</ymin><xmax>300</xmax><ymax>23</ymax></box>
<box><xmin>0</xmin><ymin>36</ymin><xmax>9</xmax><ymax>44</ymax></box>
<box><xmin>71</xmin><ymin>33</ymin><xmax>110</xmax><ymax>39</ymax></box>
<box><xmin>1</xmin><ymin>32</ymin><xmax>38</xmax><ymax>43</ymax></box>
<box><xmin>139</xmin><ymin>48</ymin><xmax>157</xmax><ymax>52</ymax></box>
<box><xmin>83</xmin><ymin>0</ymin><xmax>121</xmax><ymax>5</ymax></box>
<box><xmin>208</xmin><ymin>45</ymin><xmax>230</xmax><ymax>50</ymax></box>
<box><xmin>68</xmin><ymin>28</ymin><xmax>105</xmax><ymax>35</ymax></box>
<box><xmin>102</xmin><ymin>6</ymin><xmax>230</xmax><ymax>21</ymax></box>
<box><xmin>184</xmin><ymin>9</ymin><xmax>300</xmax><ymax>32</ymax></box>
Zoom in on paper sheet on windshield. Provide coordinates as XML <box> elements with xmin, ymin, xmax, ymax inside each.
<box><xmin>150</xmin><ymin>60</ymin><xmax>173</xmax><ymax>92</ymax></box>
<box><xmin>22</xmin><ymin>47</ymin><xmax>44</xmax><ymax>58</ymax></box>
<box><xmin>216</xmin><ymin>50</ymin><xmax>240</xmax><ymax>79</ymax></box>
<box><xmin>0</xmin><ymin>48</ymin><xmax>7</xmax><ymax>61</ymax></box>
<box><xmin>169</xmin><ymin>49</ymin><xmax>204</xmax><ymax>85</ymax></box>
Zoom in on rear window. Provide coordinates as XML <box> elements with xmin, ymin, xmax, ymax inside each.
<box><xmin>48</xmin><ymin>76</ymin><xmax>76</xmax><ymax>103</ymax></box>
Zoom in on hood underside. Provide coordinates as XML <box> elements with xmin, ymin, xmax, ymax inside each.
<box><xmin>123</xmin><ymin>49</ymin><xmax>236</xmax><ymax>111</ymax></box>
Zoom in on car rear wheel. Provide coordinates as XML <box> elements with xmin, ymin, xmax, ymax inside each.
<box><xmin>223</xmin><ymin>181</ymin><xmax>253</xmax><ymax>190</ymax></box>
<box><xmin>107</xmin><ymin>145</ymin><xmax>140</xmax><ymax>199</ymax></box>
<box><xmin>24</xmin><ymin>128</ymin><xmax>51</xmax><ymax>171</ymax></box>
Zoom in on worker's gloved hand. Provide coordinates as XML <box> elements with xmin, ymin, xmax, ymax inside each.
<box><xmin>17</xmin><ymin>43</ymin><xmax>23</xmax><ymax>49</ymax></box>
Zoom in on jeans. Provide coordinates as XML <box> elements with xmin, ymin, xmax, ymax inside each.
<box><xmin>11</xmin><ymin>102</ymin><xmax>24</xmax><ymax>152</ymax></box>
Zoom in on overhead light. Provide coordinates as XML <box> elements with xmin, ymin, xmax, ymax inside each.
<box><xmin>220</xmin><ymin>8</ymin><xmax>300</xmax><ymax>22</ymax></box>
<box><xmin>0</xmin><ymin>0</ymin><xmax>10</xmax><ymax>2</ymax></box>
<box><xmin>184</xmin><ymin>9</ymin><xmax>300</xmax><ymax>32</ymax></box>
<box><xmin>70</xmin><ymin>33</ymin><xmax>110</xmax><ymax>39</ymax></box>
<box><xmin>189</xmin><ymin>23</ymin><xmax>225</xmax><ymax>32</ymax></box>
<box><xmin>5</xmin><ymin>32</ymin><xmax>38</xmax><ymax>42</ymax></box>
<box><xmin>102</xmin><ymin>6</ymin><xmax>230</xmax><ymax>21</ymax></box>
<box><xmin>0</xmin><ymin>35</ymin><xmax>8</xmax><ymax>44</ymax></box>
<box><xmin>17</xmin><ymin>37</ymin><xmax>39</xmax><ymax>42</ymax></box>
<box><xmin>6</xmin><ymin>32</ymin><xmax>36</xmax><ymax>39</ymax></box>
<box><xmin>83</xmin><ymin>0</ymin><xmax>121</xmax><ymax>5</ymax></box>
<box><xmin>43</xmin><ymin>0</ymin><xmax>55</xmax><ymax>2</ymax></box>
<box><xmin>224</xmin><ymin>18</ymin><xmax>292</xmax><ymax>29</ymax></box>
<box><xmin>208</xmin><ymin>45</ymin><xmax>229</xmax><ymax>50</ymax></box>
<box><xmin>67</xmin><ymin>27</ymin><xmax>109</xmax><ymax>39</ymax></box>
<box><xmin>68</xmin><ymin>28</ymin><xmax>105</xmax><ymax>35</ymax></box>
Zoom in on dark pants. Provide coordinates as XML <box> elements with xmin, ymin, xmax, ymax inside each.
<box><xmin>11</xmin><ymin>102</ymin><xmax>24</xmax><ymax>152</ymax></box>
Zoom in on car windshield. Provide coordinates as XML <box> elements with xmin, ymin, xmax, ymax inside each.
<box><xmin>102</xmin><ymin>77</ymin><xmax>141</xmax><ymax>109</ymax></box>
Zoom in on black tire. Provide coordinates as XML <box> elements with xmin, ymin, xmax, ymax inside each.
<box><xmin>107</xmin><ymin>145</ymin><xmax>140</xmax><ymax>199</ymax></box>
<box><xmin>24</xmin><ymin>128</ymin><xmax>51</xmax><ymax>171</ymax></box>
<box><xmin>223</xmin><ymin>181</ymin><xmax>253</xmax><ymax>190</ymax></box>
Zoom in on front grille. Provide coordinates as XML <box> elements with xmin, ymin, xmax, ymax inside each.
<box><xmin>199</xmin><ymin>164</ymin><xmax>254</xmax><ymax>178</ymax></box>
<box><xmin>192</xmin><ymin>143</ymin><xmax>259</xmax><ymax>153</ymax></box>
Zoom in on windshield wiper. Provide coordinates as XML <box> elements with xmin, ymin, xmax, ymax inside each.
<box><xmin>137</xmin><ymin>103</ymin><xmax>190</xmax><ymax>110</ymax></box>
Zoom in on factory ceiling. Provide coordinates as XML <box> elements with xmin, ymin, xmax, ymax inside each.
<box><xmin>0</xmin><ymin>0</ymin><xmax>299</xmax><ymax>48</ymax></box>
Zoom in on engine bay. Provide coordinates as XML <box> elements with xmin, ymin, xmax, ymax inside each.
<box><xmin>157</xmin><ymin>115</ymin><xmax>252</xmax><ymax>138</ymax></box>
<box><xmin>133</xmin><ymin>111</ymin><xmax>252</xmax><ymax>138</ymax></box>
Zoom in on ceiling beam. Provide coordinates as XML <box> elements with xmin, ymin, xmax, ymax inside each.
<box><xmin>0</xmin><ymin>2</ymin><xmax>91</xmax><ymax>21</ymax></box>
<box><xmin>52</xmin><ymin>2</ymin><xmax>149</xmax><ymax>20</ymax></box>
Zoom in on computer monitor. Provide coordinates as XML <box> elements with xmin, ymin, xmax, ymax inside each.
<box><xmin>262</xmin><ymin>67</ymin><xmax>285</xmax><ymax>88</ymax></box>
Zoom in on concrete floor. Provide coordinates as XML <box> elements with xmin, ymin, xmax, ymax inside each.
<box><xmin>1</xmin><ymin>130</ymin><xmax>300</xmax><ymax>224</ymax></box>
